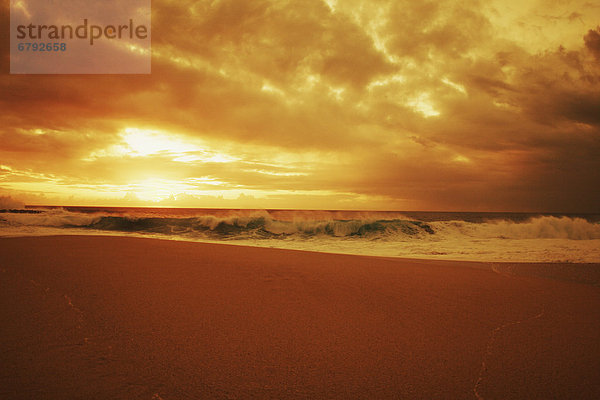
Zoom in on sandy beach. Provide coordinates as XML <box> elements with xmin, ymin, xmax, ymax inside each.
<box><xmin>1</xmin><ymin>235</ymin><xmax>599</xmax><ymax>399</ymax></box>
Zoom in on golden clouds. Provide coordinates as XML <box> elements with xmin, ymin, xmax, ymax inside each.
<box><xmin>1</xmin><ymin>0</ymin><xmax>600</xmax><ymax>211</ymax></box>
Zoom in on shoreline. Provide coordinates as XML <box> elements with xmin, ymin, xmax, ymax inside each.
<box><xmin>1</xmin><ymin>235</ymin><xmax>599</xmax><ymax>399</ymax></box>
<box><xmin>2</xmin><ymin>230</ymin><xmax>600</xmax><ymax>264</ymax></box>
<box><xmin>2</xmin><ymin>234</ymin><xmax>600</xmax><ymax>285</ymax></box>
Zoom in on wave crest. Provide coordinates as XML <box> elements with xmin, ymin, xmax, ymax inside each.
<box><xmin>83</xmin><ymin>213</ymin><xmax>435</xmax><ymax>239</ymax></box>
<box><xmin>1</xmin><ymin>209</ymin><xmax>598</xmax><ymax>241</ymax></box>
<box><xmin>436</xmin><ymin>216</ymin><xmax>600</xmax><ymax>240</ymax></box>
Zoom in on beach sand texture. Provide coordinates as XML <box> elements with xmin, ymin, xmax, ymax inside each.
<box><xmin>1</xmin><ymin>236</ymin><xmax>599</xmax><ymax>399</ymax></box>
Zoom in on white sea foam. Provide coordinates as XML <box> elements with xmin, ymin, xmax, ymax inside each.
<box><xmin>1</xmin><ymin>209</ymin><xmax>599</xmax><ymax>262</ymax></box>
<box><xmin>0</xmin><ymin>208</ymin><xmax>101</xmax><ymax>227</ymax></box>
<box><xmin>433</xmin><ymin>216</ymin><xmax>600</xmax><ymax>240</ymax></box>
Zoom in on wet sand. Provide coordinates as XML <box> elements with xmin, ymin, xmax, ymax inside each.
<box><xmin>1</xmin><ymin>235</ymin><xmax>599</xmax><ymax>399</ymax></box>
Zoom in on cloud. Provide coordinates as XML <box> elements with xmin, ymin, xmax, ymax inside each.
<box><xmin>1</xmin><ymin>0</ymin><xmax>600</xmax><ymax>211</ymax></box>
<box><xmin>584</xmin><ymin>27</ymin><xmax>600</xmax><ymax>60</ymax></box>
<box><xmin>0</xmin><ymin>195</ymin><xmax>25</xmax><ymax>209</ymax></box>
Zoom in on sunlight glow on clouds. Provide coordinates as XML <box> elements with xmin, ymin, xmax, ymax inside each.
<box><xmin>1</xmin><ymin>0</ymin><xmax>600</xmax><ymax>211</ymax></box>
<box><xmin>84</xmin><ymin>128</ymin><xmax>239</xmax><ymax>164</ymax></box>
<box><xmin>406</xmin><ymin>93</ymin><xmax>440</xmax><ymax>118</ymax></box>
<box><xmin>123</xmin><ymin>128</ymin><xmax>198</xmax><ymax>157</ymax></box>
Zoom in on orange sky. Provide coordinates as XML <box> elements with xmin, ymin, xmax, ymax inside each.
<box><xmin>1</xmin><ymin>0</ymin><xmax>599</xmax><ymax>211</ymax></box>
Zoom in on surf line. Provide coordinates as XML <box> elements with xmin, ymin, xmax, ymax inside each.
<box><xmin>473</xmin><ymin>307</ymin><xmax>545</xmax><ymax>399</ymax></box>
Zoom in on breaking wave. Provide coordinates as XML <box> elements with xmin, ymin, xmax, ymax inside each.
<box><xmin>0</xmin><ymin>209</ymin><xmax>433</xmax><ymax>239</ymax></box>
<box><xmin>1</xmin><ymin>208</ymin><xmax>598</xmax><ymax>241</ymax></box>
<box><xmin>434</xmin><ymin>216</ymin><xmax>600</xmax><ymax>241</ymax></box>
<box><xmin>2</xmin><ymin>208</ymin><xmax>600</xmax><ymax>262</ymax></box>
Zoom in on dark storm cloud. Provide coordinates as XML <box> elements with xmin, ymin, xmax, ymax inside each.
<box><xmin>1</xmin><ymin>0</ymin><xmax>600</xmax><ymax>211</ymax></box>
<box><xmin>584</xmin><ymin>27</ymin><xmax>600</xmax><ymax>60</ymax></box>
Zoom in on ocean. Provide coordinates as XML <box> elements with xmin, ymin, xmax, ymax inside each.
<box><xmin>1</xmin><ymin>206</ymin><xmax>599</xmax><ymax>263</ymax></box>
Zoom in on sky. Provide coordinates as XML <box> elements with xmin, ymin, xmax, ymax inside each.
<box><xmin>1</xmin><ymin>0</ymin><xmax>599</xmax><ymax>211</ymax></box>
